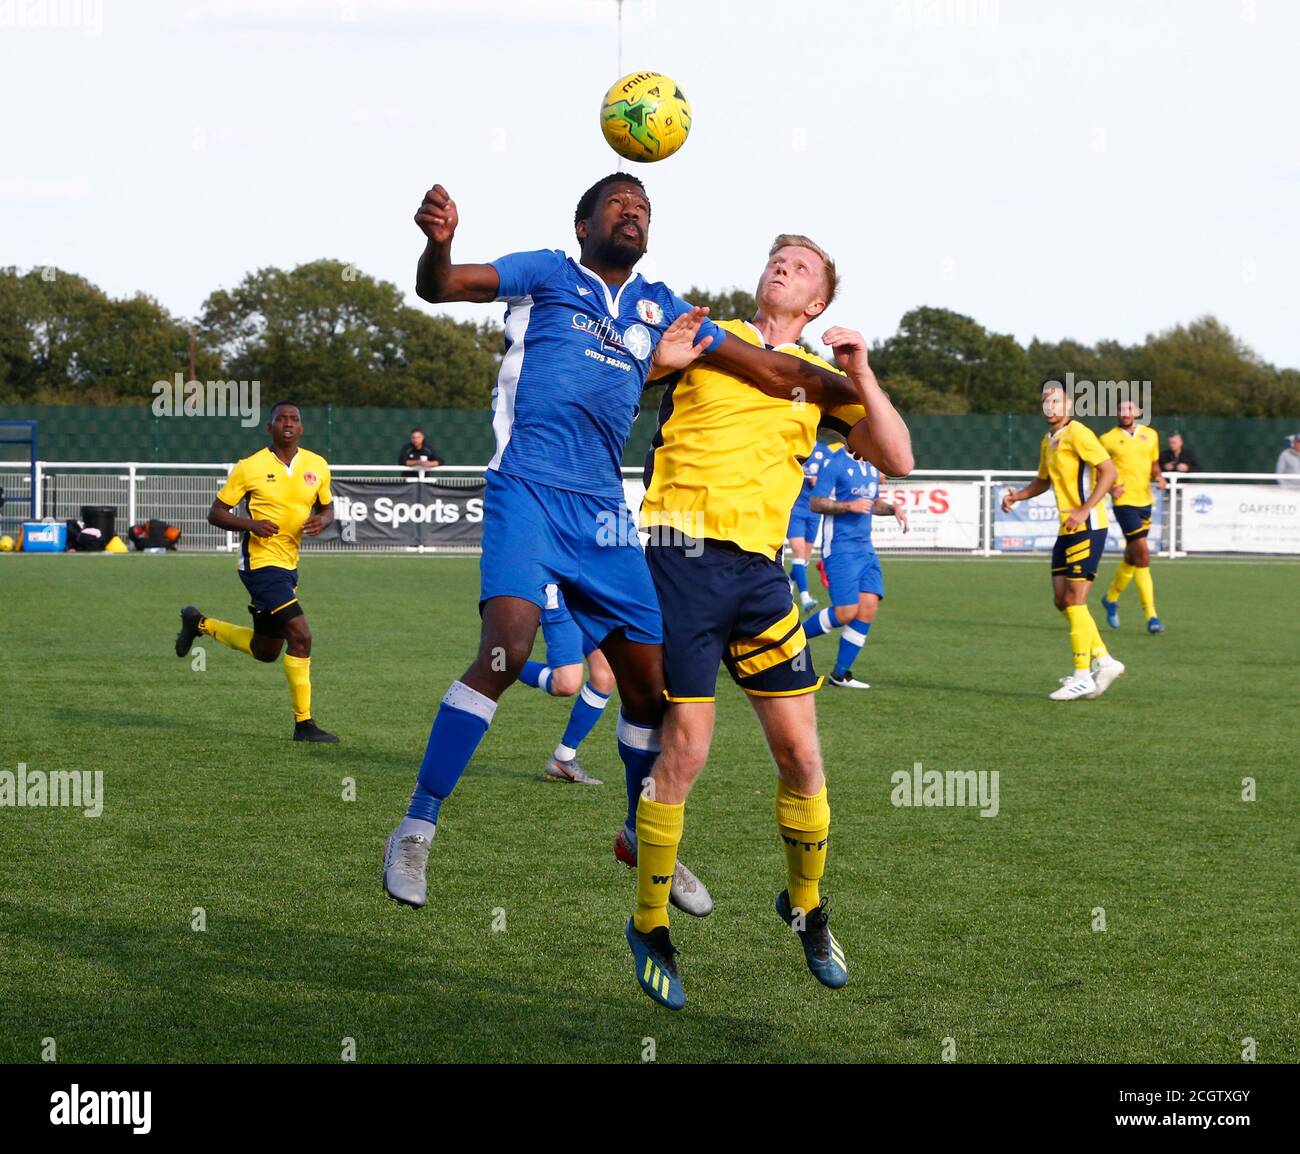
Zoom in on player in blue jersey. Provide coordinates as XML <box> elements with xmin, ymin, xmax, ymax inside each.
<box><xmin>786</xmin><ymin>439</ymin><xmax>830</xmax><ymax>611</ymax></box>
<box><xmin>516</xmin><ymin>591</ymin><xmax>616</xmax><ymax>785</ymax></box>
<box><xmin>801</xmin><ymin>444</ymin><xmax>907</xmax><ymax>688</ymax></box>
<box><xmin>383</xmin><ymin>174</ymin><xmax>860</xmax><ymax>918</ymax></box>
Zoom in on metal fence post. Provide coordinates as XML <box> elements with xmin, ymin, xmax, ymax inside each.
<box><xmin>128</xmin><ymin>464</ymin><xmax>137</xmax><ymax>528</ymax></box>
<box><xmin>977</xmin><ymin>470</ymin><xmax>987</xmax><ymax>556</ymax></box>
<box><xmin>1166</xmin><ymin>475</ymin><xmax>1178</xmax><ymax>559</ymax></box>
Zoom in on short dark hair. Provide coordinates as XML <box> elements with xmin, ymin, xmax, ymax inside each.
<box><xmin>268</xmin><ymin>400</ymin><xmax>301</xmax><ymax>420</ymax></box>
<box><xmin>574</xmin><ymin>172</ymin><xmax>650</xmax><ymax>239</ymax></box>
<box><xmin>410</xmin><ymin>427</ymin><xmax>424</xmax><ymax>435</ymax></box>
<box><xmin>1039</xmin><ymin>374</ymin><xmax>1067</xmax><ymax>395</ymax></box>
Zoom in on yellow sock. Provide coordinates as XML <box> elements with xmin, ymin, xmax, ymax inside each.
<box><xmin>1134</xmin><ymin>566</ymin><xmax>1157</xmax><ymax>619</ymax></box>
<box><xmin>1063</xmin><ymin>605</ymin><xmax>1093</xmax><ymax>671</ymax></box>
<box><xmin>1107</xmin><ymin>561</ymin><xmax>1135</xmax><ymax>603</ymax></box>
<box><xmin>200</xmin><ymin>616</ymin><xmax>253</xmax><ymax>656</ymax></box>
<box><xmin>1086</xmin><ymin>609</ymin><xmax>1108</xmax><ymax>661</ymax></box>
<box><xmin>283</xmin><ymin>654</ymin><xmax>312</xmax><ymax>722</ymax></box>
<box><xmin>633</xmin><ymin>795</ymin><xmax>683</xmax><ymax>933</ymax></box>
<box><xmin>776</xmin><ymin>780</ymin><xmax>830</xmax><ymax>915</ymax></box>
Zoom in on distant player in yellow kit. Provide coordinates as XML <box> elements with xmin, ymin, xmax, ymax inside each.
<box><xmin>1001</xmin><ymin>379</ymin><xmax>1126</xmax><ymax>701</ymax></box>
<box><xmin>1099</xmin><ymin>399</ymin><xmax>1166</xmax><ymax>633</ymax></box>
<box><xmin>174</xmin><ymin>401</ymin><xmax>339</xmax><ymax>742</ymax></box>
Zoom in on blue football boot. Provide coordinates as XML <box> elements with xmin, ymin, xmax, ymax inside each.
<box><xmin>1100</xmin><ymin>594</ymin><xmax>1120</xmax><ymax>629</ymax></box>
<box><xmin>776</xmin><ymin>891</ymin><xmax>848</xmax><ymax>989</ymax></box>
<box><xmin>626</xmin><ymin>917</ymin><xmax>685</xmax><ymax>1010</ymax></box>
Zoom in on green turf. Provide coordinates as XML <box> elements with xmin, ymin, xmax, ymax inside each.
<box><xmin>0</xmin><ymin>553</ymin><xmax>1295</xmax><ymax>1064</ymax></box>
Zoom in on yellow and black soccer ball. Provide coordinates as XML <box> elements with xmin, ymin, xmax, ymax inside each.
<box><xmin>600</xmin><ymin>71</ymin><xmax>691</xmax><ymax>163</ymax></box>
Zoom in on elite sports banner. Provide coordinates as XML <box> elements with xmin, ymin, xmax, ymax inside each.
<box><xmin>993</xmin><ymin>487</ymin><xmax>1166</xmax><ymax>553</ymax></box>
<box><xmin>1179</xmin><ymin>484</ymin><xmax>1300</xmax><ymax>554</ymax></box>
<box><xmin>312</xmin><ymin>478</ymin><xmax>486</xmax><ymax>547</ymax></box>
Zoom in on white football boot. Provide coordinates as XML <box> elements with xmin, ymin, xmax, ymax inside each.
<box><xmin>383</xmin><ymin>820</ymin><xmax>434</xmax><ymax>907</ymax></box>
<box><xmin>1049</xmin><ymin>672</ymin><xmax>1097</xmax><ymax>701</ymax></box>
<box><xmin>1087</xmin><ymin>655</ymin><xmax>1126</xmax><ymax>698</ymax></box>
<box><xmin>828</xmin><ymin>673</ymin><xmax>870</xmax><ymax>689</ymax></box>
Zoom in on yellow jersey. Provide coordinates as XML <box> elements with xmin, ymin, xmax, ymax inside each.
<box><xmin>216</xmin><ymin>446</ymin><xmax>333</xmax><ymax>571</ymax></box>
<box><xmin>640</xmin><ymin>319</ymin><xmax>867</xmax><ymax>560</ymax></box>
<box><xmin>1037</xmin><ymin>420</ymin><xmax>1111</xmax><ymax>533</ymax></box>
<box><xmin>1099</xmin><ymin>423</ymin><xmax>1159</xmax><ymax>507</ymax></box>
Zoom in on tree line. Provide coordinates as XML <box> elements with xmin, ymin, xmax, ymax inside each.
<box><xmin>3</xmin><ymin>265</ymin><xmax>1297</xmax><ymax>417</ymax></box>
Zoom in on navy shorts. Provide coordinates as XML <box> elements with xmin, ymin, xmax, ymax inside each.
<box><xmin>480</xmin><ymin>470</ymin><xmax>662</xmax><ymax>649</ymax></box>
<box><xmin>646</xmin><ymin>539</ymin><xmax>820</xmax><ymax>702</ymax></box>
<box><xmin>1113</xmin><ymin>504</ymin><xmax>1153</xmax><ymax>541</ymax></box>
<box><xmin>1051</xmin><ymin>528</ymin><xmax>1108</xmax><ymax>581</ymax></box>
<box><xmin>540</xmin><ymin>595</ymin><xmax>597</xmax><ymax>668</ymax></box>
<box><xmin>823</xmin><ymin>547</ymin><xmax>884</xmax><ymax>607</ymax></box>
<box><xmin>238</xmin><ymin>565</ymin><xmax>303</xmax><ymax>636</ymax></box>
<box><xmin>787</xmin><ymin>506</ymin><xmax>821</xmax><ymax>542</ymax></box>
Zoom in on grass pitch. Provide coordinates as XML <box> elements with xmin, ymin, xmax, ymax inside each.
<box><xmin>0</xmin><ymin>553</ymin><xmax>1295</xmax><ymax>1064</ymax></box>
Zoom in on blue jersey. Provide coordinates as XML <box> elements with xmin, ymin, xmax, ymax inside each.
<box><xmin>489</xmin><ymin>249</ymin><xmax>725</xmax><ymax>500</ymax></box>
<box><xmin>790</xmin><ymin>441</ymin><xmax>831</xmax><ymax>513</ymax></box>
<box><xmin>813</xmin><ymin>448</ymin><xmax>880</xmax><ymax>555</ymax></box>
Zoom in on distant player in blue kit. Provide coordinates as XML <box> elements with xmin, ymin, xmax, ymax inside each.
<box><xmin>517</xmin><ymin>591</ymin><xmax>616</xmax><ymax>785</ymax></box>
<box><xmin>802</xmin><ymin>443</ymin><xmax>908</xmax><ymax>688</ymax></box>
<box><xmin>786</xmin><ymin>439</ymin><xmax>830</xmax><ymax>611</ymax></box>
<box><xmin>383</xmin><ymin>174</ymin><xmax>859</xmax><ymax>915</ymax></box>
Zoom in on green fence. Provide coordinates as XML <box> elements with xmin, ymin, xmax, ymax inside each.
<box><xmin>1</xmin><ymin>403</ymin><xmax>1294</xmax><ymax>473</ymax></box>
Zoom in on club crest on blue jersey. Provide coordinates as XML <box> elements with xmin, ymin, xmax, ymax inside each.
<box><xmin>636</xmin><ymin>298</ymin><xmax>665</xmax><ymax>325</ymax></box>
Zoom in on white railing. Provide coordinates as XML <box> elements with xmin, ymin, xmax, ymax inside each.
<box><xmin>23</xmin><ymin>462</ymin><xmax>1300</xmax><ymax>557</ymax></box>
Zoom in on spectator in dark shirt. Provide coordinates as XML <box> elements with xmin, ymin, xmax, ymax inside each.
<box><xmin>1159</xmin><ymin>432</ymin><xmax>1200</xmax><ymax>474</ymax></box>
<box><xmin>398</xmin><ymin>428</ymin><xmax>443</xmax><ymax>472</ymax></box>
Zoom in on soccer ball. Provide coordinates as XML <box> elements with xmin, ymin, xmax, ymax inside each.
<box><xmin>600</xmin><ymin>71</ymin><xmax>691</xmax><ymax>163</ymax></box>
<box><xmin>0</xmin><ymin>535</ymin><xmax>13</xmax><ymax>552</ymax></box>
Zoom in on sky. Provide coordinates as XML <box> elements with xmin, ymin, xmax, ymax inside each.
<box><xmin>3</xmin><ymin>0</ymin><xmax>1298</xmax><ymax>368</ymax></box>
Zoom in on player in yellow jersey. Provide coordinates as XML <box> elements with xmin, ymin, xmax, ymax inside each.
<box><xmin>1099</xmin><ymin>399</ymin><xmax>1166</xmax><ymax>633</ymax></box>
<box><xmin>1001</xmin><ymin>379</ymin><xmax>1125</xmax><ymax>701</ymax></box>
<box><xmin>623</xmin><ymin>235</ymin><xmax>913</xmax><ymax>1009</ymax></box>
<box><xmin>174</xmin><ymin>401</ymin><xmax>339</xmax><ymax>742</ymax></box>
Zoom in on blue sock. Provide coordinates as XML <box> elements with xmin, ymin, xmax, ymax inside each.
<box><xmin>558</xmin><ymin>682</ymin><xmax>610</xmax><ymax>755</ymax></box>
<box><xmin>790</xmin><ymin>558</ymin><xmax>809</xmax><ymax>594</ymax></box>
<box><xmin>833</xmin><ymin>622</ymin><xmax>871</xmax><ymax>679</ymax></box>
<box><xmin>407</xmin><ymin>681</ymin><xmax>499</xmax><ymax>823</ymax></box>
<box><xmin>616</xmin><ymin>712</ymin><xmax>661</xmax><ymax>832</ymax></box>
<box><xmin>803</xmin><ymin>607</ymin><xmax>835</xmax><ymax>640</ymax></box>
<box><xmin>518</xmin><ymin>660</ymin><xmax>552</xmax><ymax>693</ymax></box>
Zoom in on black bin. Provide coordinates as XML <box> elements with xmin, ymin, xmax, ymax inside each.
<box><xmin>81</xmin><ymin>505</ymin><xmax>116</xmax><ymax>548</ymax></box>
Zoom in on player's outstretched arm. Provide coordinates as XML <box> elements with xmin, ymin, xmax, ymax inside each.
<box><xmin>1001</xmin><ymin>477</ymin><xmax>1050</xmax><ymax>512</ymax></box>
<box><xmin>705</xmin><ymin>336</ymin><xmax>859</xmax><ymax>408</ymax></box>
<box><xmin>414</xmin><ymin>184</ymin><xmax>500</xmax><ymax>304</ymax></box>
<box><xmin>823</xmin><ymin>328</ymin><xmax>914</xmax><ymax>478</ymax></box>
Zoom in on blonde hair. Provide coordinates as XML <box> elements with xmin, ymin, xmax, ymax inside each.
<box><xmin>769</xmin><ymin>234</ymin><xmax>838</xmax><ymax>308</ymax></box>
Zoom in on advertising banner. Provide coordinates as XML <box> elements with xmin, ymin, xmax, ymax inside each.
<box><xmin>1179</xmin><ymin>484</ymin><xmax>1300</xmax><ymax>554</ymax></box>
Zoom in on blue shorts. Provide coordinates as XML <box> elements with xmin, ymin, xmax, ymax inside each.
<box><xmin>1051</xmin><ymin>528</ymin><xmax>1108</xmax><ymax>581</ymax></box>
<box><xmin>480</xmin><ymin>470</ymin><xmax>662</xmax><ymax>648</ymax></box>
<box><xmin>238</xmin><ymin>565</ymin><xmax>302</xmax><ymax>636</ymax></box>
<box><xmin>1113</xmin><ymin>504</ymin><xmax>1153</xmax><ymax>540</ymax></box>
<box><xmin>541</xmin><ymin>598</ymin><xmax>597</xmax><ymax>667</ymax></box>
<box><xmin>787</xmin><ymin>505</ymin><xmax>821</xmax><ymax>542</ymax></box>
<box><xmin>646</xmin><ymin>539</ymin><xmax>820</xmax><ymax>702</ymax></box>
<box><xmin>823</xmin><ymin>548</ymin><xmax>884</xmax><ymax>607</ymax></box>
